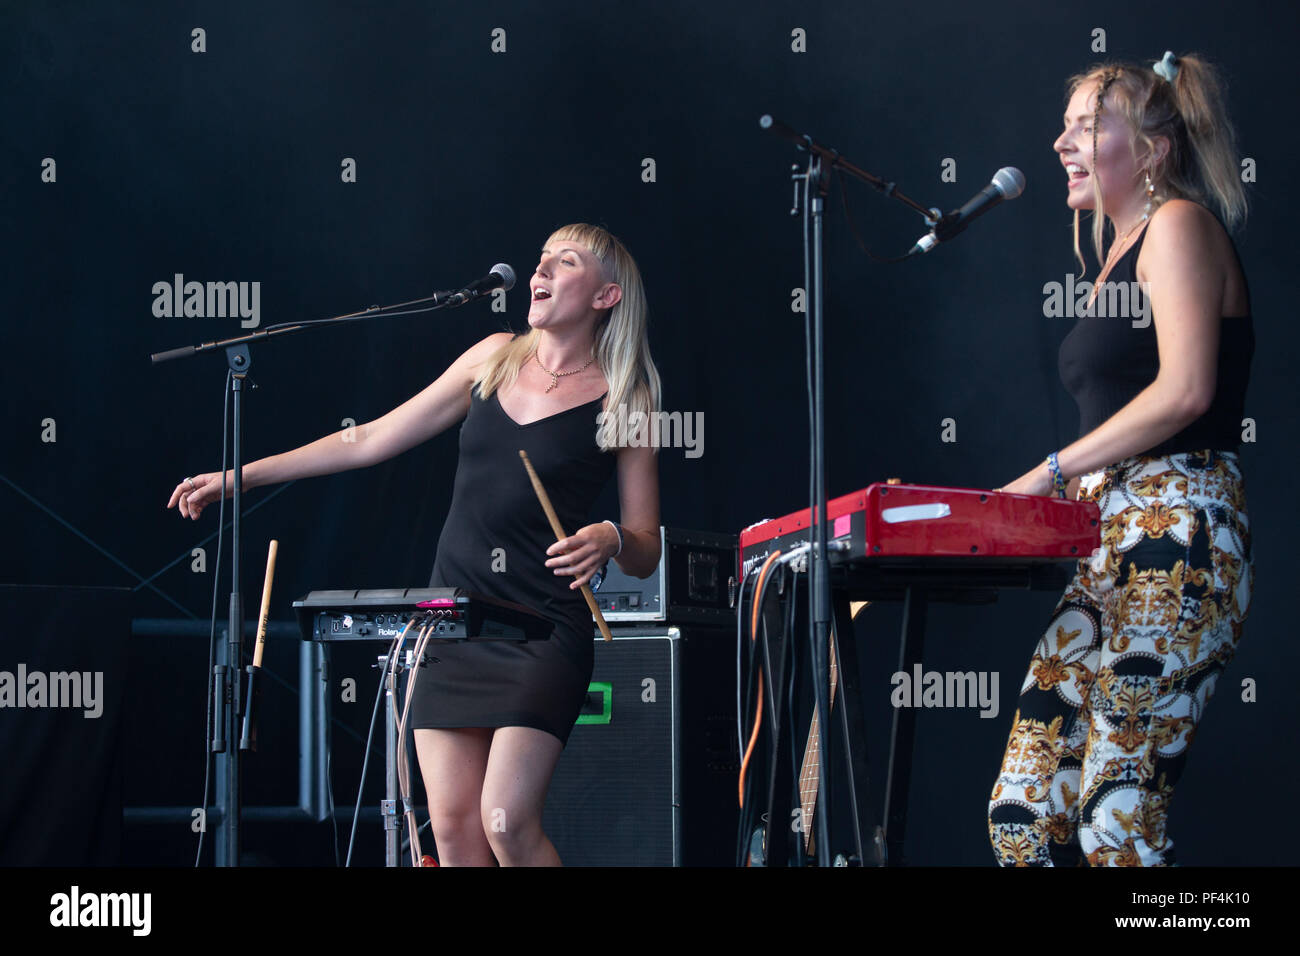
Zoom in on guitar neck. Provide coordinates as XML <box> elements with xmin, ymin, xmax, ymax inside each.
<box><xmin>797</xmin><ymin>636</ymin><xmax>840</xmax><ymax>854</ymax></box>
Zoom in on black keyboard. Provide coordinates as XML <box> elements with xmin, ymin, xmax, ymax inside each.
<box><xmin>292</xmin><ymin>588</ymin><xmax>553</xmax><ymax>643</ymax></box>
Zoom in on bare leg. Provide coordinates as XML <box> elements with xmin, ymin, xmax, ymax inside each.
<box><xmin>480</xmin><ymin>726</ymin><xmax>565</xmax><ymax>867</ymax></box>
<box><xmin>414</xmin><ymin>727</ymin><xmax>495</xmax><ymax>866</ymax></box>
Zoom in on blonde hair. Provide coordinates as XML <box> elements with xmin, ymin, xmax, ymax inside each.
<box><xmin>473</xmin><ymin>223</ymin><xmax>662</xmax><ymax>451</ymax></box>
<box><xmin>1066</xmin><ymin>53</ymin><xmax>1247</xmax><ymax>277</ymax></box>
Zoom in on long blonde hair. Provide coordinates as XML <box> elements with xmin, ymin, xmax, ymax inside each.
<box><xmin>473</xmin><ymin>223</ymin><xmax>662</xmax><ymax>451</ymax></box>
<box><xmin>1066</xmin><ymin>53</ymin><xmax>1247</xmax><ymax>277</ymax></box>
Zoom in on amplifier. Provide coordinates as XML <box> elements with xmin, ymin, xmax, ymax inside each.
<box><xmin>594</xmin><ymin>527</ymin><xmax>737</xmax><ymax>625</ymax></box>
<box><xmin>543</xmin><ymin>626</ymin><xmax>738</xmax><ymax>866</ymax></box>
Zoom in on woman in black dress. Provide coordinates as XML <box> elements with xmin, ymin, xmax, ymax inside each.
<box><xmin>988</xmin><ymin>53</ymin><xmax>1253</xmax><ymax>865</ymax></box>
<box><xmin>169</xmin><ymin>223</ymin><xmax>662</xmax><ymax>865</ymax></box>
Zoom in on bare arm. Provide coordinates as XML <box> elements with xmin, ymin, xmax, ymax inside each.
<box><xmin>609</xmin><ymin>442</ymin><xmax>662</xmax><ymax>578</ymax></box>
<box><xmin>546</xmin><ymin>441</ymin><xmax>662</xmax><ymax>587</ymax></box>
<box><xmin>167</xmin><ymin>331</ymin><xmax>514</xmax><ymax>518</ymax></box>
<box><xmin>1001</xmin><ymin>201</ymin><xmax>1223</xmax><ymax>495</ymax></box>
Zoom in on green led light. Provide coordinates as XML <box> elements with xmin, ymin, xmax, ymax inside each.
<box><xmin>575</xmin><ymin>681</ymin><xmax>612</xmax><ymax>724</ymax></box>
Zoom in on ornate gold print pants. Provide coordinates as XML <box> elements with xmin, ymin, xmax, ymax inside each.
<box><xmin>988</xmin><ymin>450</ymin><xmax>1252</xmax><ymax>866</ymax></box>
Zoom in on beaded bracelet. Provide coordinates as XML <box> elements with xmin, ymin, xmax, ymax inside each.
<box><xmin>1046</xmin><ymin>452</ymin><xmax>1068</xmax><ymax>499</ymax></box>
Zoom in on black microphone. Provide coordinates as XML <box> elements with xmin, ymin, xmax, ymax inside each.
<box><xmin>910</xmin><ymin>167</ymin><xmax>1025</xmax><ymax>255</ymax></box>
<box><xmin>441</xmin><ymin>263</ymin><xmax>516</xmax><ymax>306</ymax></box>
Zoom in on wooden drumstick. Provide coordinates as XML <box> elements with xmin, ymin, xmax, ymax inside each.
<box><xmin>519</xmin><ymin>450</ymin><xmax>614</xmax><ymax>642</ymax></box>
<box><xmin>252</xmin><ymin>539</ymin><xmax>278</xmax><ymax>668</ymax></box>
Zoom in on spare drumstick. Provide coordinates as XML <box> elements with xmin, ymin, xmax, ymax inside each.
<box><xmin>252</xmin><ymin>539</ymin><xmax>278</xmax><ymax>668</ymax></box>
<box><xmin>519</xmin><ymin>450</ymin><xmax>614</xmax><ymax>642</ymax></box>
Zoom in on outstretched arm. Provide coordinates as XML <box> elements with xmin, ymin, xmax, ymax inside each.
<box><xmin>167</xmin><ymin>331</ymin><xmax>514</xmax><ymax>518</ymax></box>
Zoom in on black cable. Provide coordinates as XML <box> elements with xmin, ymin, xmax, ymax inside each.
<box><xmin>759</xmin><ymin>600</ymin><xmax>782</xmax><ymax>863</ymax></box>
<box><xmin>838</xmin><ymin>168</ymin><xmax>920</xmax><ymax>265</ymax></box>
<box><xmin>194</xmin><ymin>368</ymin><xmax>232</xmax><ymax>867</ymax></box>
<box><xmin>784</xmin><ymin>565</ymin><xmax>806</xmax><ymax>866</ymax></box>
<box><xmin>803</xmin><ymin>170</ymin><xmax>815</xmax><ymax>554</ymax></box>
<box><xmin>735</xmin><ymin>651</ymin><xmax>760</xmax><ymax>865</ymax></box>
<box><xmin>322</xmin><ymin>643</ymin><xmax>340</xmax><ymax>867</ymax></box>
<box><xmin>801</xmin><ymin>170</ymin><xmax>817</xmax><ymax>747</ymax></box>
<box><xmin>327</xmin><ymin>750</ymin><xmax>341</xmax><ymax>867</ymax></box>
<box><xmin>738</xmin><ymin>577</ymin><xmax>764</xmax><ymax>768</ymax></box>
<box><xmin>734</xmin><ymin>570</ymin><xmax>760</xmax><ymax>866</ymax></box>
<box><xmin>747</xmin><ymin>559</ymin><xmax>783</xmax><ymax>863</ymax></box>
<box><xmin>345</xmin><ymin>636</ymin><xmax>398</xmax><ymax>867</ymax></box>
<box><xmin>801</xmin><ymin>173</ymin><xmax>827</xmax><ymax>865</ymax></box>
<box><xmin>735</xmin><ymin>567</ymin><xmax>759</xmax><ymax>765</ymax></box>
<box><xmin>758</xmin><ymin>576</ymin><xmax>800</xmax><ymax>866</ymax></box>
<box><xmin>258</xmin><ymin>300</ymin><xmax>479</xmax><ymax>336</ymax></box>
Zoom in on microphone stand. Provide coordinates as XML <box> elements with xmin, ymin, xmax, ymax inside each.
<box><xmin>152</xmin><ymin>287</ymin><xmax>489</xmax><ymax>867</ymax></box>
<box><xmin>759</xmin><ymin>115</ymin><xmax>939</xmax><ymax>868</ymax></box>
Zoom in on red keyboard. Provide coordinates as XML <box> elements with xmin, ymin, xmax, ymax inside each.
<box><xmin>740</xmin><ymin>483</ymin><xmax>1099</xmax><ymax>577</ymax></box>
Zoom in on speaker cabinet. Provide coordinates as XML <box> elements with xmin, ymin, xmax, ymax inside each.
<box><xmin>542</xmin><ymin>626</ymin><xmax>738</xmax><ymax>866</ymax></box>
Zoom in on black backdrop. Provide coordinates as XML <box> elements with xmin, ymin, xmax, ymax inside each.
<box><xmin>2</xmin><ymin>0</ymin><xmax>1295</xmax><ymax>866</ymax></box>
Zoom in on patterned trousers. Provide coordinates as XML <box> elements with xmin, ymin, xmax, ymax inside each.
<box><xmin>988</xmin><ymin>450</ymin><xmax>1252</xmax><ymax>866</ymax></box>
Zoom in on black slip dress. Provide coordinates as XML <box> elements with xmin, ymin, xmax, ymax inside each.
<box><xmin>408</xmin><ymin>384</ymin><xmax>615</xmax><ymax>745</ymax></box>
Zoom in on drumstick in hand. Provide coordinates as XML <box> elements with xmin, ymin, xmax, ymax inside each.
<box><xmin>519</xmin><ymin>450</ymin><xmax>614</xmax><ymax>642</ymax></box>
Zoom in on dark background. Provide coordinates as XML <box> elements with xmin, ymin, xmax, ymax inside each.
<box><xmin>2</xmin><ymin>0</ymin><xmax>1295</xmax><ymax>865</ymax></box>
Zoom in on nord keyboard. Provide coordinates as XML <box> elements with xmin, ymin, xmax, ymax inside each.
<box><xmin>738</xmin><ymin>483</ymin><xmax>1100</xmax><ymax>867</ymax></box>
<box><xmin>741</xmin><ymin>483</ymin><xmax>1100</xmax><ymax>584</ymax></box>
<box><xmin>292</xmin><ymin>588</ymin><xmax>553</xmax><ymax>643</ymax></box>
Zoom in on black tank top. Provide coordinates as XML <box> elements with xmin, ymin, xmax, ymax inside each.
<box><xmin>1057</xmin><ymin>221</ymin><xmax>1254</xmax><ymax>457</ymax></box>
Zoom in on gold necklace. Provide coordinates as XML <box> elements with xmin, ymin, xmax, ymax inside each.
<box><xmin>535</xmin><ymin>350</ymin><xmax>595</xmax><ymax>393</ymax></box>
<box><xmin>1088</xmin><ymin>214</ymin><xmax>1148</xmax><ymax>309</ymax></box>
<box><xmin>1105</xmin><ymin>214</ymin><xmax>1148</xmax><ymax>268</ymax></box>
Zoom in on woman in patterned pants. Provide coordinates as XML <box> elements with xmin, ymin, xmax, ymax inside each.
<box><xmin>988</xmin><ymin>52</ymin><xmax>1253</xmax><ymax>865</ymax></box>
<box><xmin>989</xmin><ymin>452</ymin><xmax>1251</xmax><ymax>865</ymax></box>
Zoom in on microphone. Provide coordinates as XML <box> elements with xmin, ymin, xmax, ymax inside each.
<box><xmin>442</xmin><ymin>263</ymin><xmax>516</xmax><ymax>306</ymax></box>
<box><xmin>909</xmin><ymin>167</ymin><xmax>1025</xmax><ymax>255</ymax></box>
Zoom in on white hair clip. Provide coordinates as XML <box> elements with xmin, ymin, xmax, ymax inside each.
<box><xmin>1153</xmin><ymin>50</ymin><xmax>1179</xmax><ymax>82</ymax></box>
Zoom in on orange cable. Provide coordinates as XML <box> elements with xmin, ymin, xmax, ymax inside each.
<box><xmin>738</xmin><ymin>550</ymin><xmax>781</xmax><ymax>809</ymax></box>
